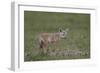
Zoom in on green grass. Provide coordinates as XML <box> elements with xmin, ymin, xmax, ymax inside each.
<box><xmin>24</xmin><ymin>11</ymin><xmax>90</xmax><ymax>61</ymax></box>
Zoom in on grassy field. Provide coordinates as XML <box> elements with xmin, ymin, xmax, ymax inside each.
<box><xmin>24</xmin><ymin>11</ymin><xmax>90</xmax><ymax>61</ymax></box>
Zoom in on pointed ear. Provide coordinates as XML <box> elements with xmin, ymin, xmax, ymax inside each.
<box><xmin>66</xmin><ymin>28</ymin><xmax>69</xmax><ymax>31</ymax></box>
<box><xmin>59</xmin><ymin>28</ymin><xmax>62</xmax><ymax>32</ymax></box>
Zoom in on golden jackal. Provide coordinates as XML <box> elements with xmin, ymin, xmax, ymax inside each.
<box><xmin>39</xmin><ymin>28</ymin><xmax>69</xmax><ymax>49</ymax></box>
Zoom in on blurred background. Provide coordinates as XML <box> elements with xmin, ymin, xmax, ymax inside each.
<box><xmin>24</xmin><ymin>11</ymin><xmax>90</xmax><ymax>61</ymax></box>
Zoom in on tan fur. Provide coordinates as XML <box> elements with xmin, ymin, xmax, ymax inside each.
<box><xmin>39</xmin><ymin>33</ymin><xmax>60</xmax><ymax>45</ymax></box>
<box><xmin>39</xmin><ymin>32</ymin><xmax>62</xmax><ymax>48</ymax></box>
<box><xmin>38</xmin><ymin>29</ymin><xmax>68</xmax><ymax>53</ymax></box>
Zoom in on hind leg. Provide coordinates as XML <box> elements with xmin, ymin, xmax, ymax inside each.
<box><xmin>39</xmin><ymin>42</ymin><xmax>48</xmax><ymax>54</ymax></box>
<box><xmin>42</xmin><ymin>43</ymin><xmax>48</xmax><ymax>54</ymax></box>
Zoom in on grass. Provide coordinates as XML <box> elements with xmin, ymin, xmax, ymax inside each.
<box><xmin>24</xmin><ymin>11</ymin><xmax>90</xmax><ymax>61</ymax></box>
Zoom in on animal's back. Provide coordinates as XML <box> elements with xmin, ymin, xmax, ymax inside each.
<box><xmin>39</xmin><ymin>33</ymin><xmax>60</xmax><ymax>43</ymax></box>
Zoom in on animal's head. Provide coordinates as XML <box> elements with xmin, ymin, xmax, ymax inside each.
<box><xmin>59</xmin><ymin>28</ymin><xmax>69</xmax><ymax>39</ymax></box>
